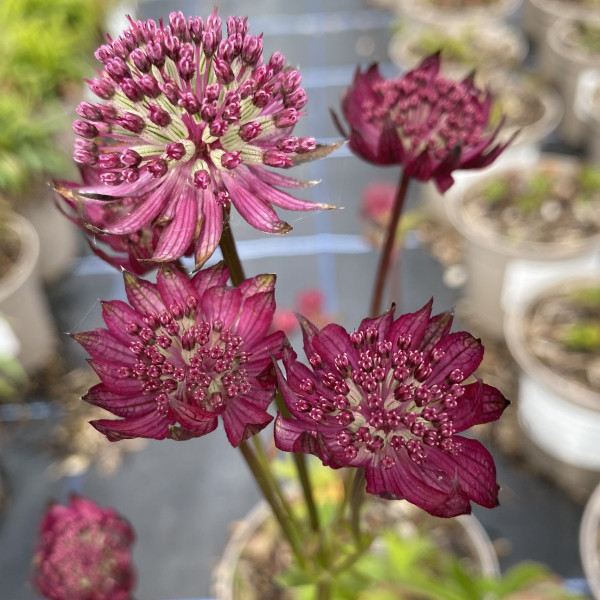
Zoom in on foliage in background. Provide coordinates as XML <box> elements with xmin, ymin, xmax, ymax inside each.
<box><xmin>0</xmin><ymin>0</ymin><xmax>113</xmax><ymax>200</ymax></box>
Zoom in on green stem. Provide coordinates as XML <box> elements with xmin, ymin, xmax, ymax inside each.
<box><xmin>250</xmin><ymin>434</ymin><xmax>301</xmax><ymax>536</ymax></box>
<box><xmin>349</xmin><ymin>468</ymin><xmax>366</xmax><ymax>543</ymax></box>
<box><xmin>316</xmin><ymin>579</ymin><xmax>332</xmax><ymax>600</ymax></box>
<box><xmin>239</xmin><ymin>441</ymin><xmax>307</xmax><ymax>569</ymax></box>
<box><xmin>275</xmin><ymin>390</ymin><xmax>321</xmax><ymax>534</ymax></box>
<box><xmin>219</xmin><ymin>207</ymin><xmax>246</xmax><ymax>286</ymax></box>
<box><xmin>369</xmin><ymin>170</ymin><xmax>411</xmax><ymax>318</ymax></box>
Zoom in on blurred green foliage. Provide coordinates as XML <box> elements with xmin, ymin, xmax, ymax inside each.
<box><xmin>0</xmin><ymin>0</ymin><xmax>113</xmax><ymax>199</ymax></box>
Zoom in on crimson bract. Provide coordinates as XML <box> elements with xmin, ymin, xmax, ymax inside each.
<box><xmin>274</xmin><ymin>301</ymin><xmax>509</xmax><ymax>517</ymax></box>
<box><xmin>74</xmin><ymin>263</ymin><xmax>284</xmax><ymax>446</ymax></box>
<box><xmin>336</xmin><ymin>53</ymin><xmax>513</xmax><ymax>192</ymax></box>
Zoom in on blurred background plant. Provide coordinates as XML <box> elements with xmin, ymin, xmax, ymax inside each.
<box><xmin>0</xmin><ymin>0</ymin><xmax>115</xmax><ymax>203</ymax></box>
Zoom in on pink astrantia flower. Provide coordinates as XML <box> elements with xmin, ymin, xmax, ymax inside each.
<box><xmin>72</xmin><ymin>9</ymin><xmax>333</xmax><ymax>269</ymax></box>
<box><xmin>335</xmin><ymin>53</ymin><xmax>513</xmax><ymax>193</ymax></box>
<box><xmin>73</xmin><ymin>263</ymin><xmax>284</xmax><ymax>446</ymax></box>
<box><xmin>273</xmin><ymin>301</ymin><xmax>509</xmax><ymax>517</ymax></box>
<box><xmin>55</xmin><ymin>169</ymin><xmax>193</xmax><ymax>275</ymax></box>
<box><xmin>32</xmin><ymin>495</ymin><xmax>135</xmax><ymax>600</ymax></box>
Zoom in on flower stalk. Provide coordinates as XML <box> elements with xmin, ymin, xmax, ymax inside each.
<box><xmin>369</xmin><ymin>170</ymin><xmax>411</xmax><ymax>318</ymax></box>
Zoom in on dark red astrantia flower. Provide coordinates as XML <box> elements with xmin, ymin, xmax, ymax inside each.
<box><xmin>336</xmin><ymin>53</ymin><xmax>513</xmax><ymax>193</ymax></box>
<box><xmin>72</xmin><ymin>9</ymin><xmax>334</xmax><ymax>269</ymax></box>
<box><xmin>32</xmin><ymin>495</ymin><xmax>135</xmax><ymax>600</ymax></box>
<box><xmin>273</xmin><ymin>301</ymin><xmax>508</xmax><ymax>517</ymax></box>
<box><xmin>74</xmin><ymin>263</ymin><xmax>284</xmax><ymax>446</ymax></box>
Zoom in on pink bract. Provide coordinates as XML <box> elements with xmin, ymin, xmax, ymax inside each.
<box><xmin>55</xmin><ymin>168</ymin><xmax>193</xmax><ymax>275</ymax></box>
<box><xmin>72</xmin><ymin>9</ymin><xmax>333</xmax><ymax>269</ymax></box>
<box><xmin>74</xmin><ymin>263</ymin><xmax>284</xmax><ymax>446</ymax></box>
<box><xmin>336</xmin><ymin>53</ymin><xmax>514</xmax><ymax>193</ymax></box>
<box><xmin>273</xmin><ymin>301</ymin><xmax>509</xmax><ymax>518</ymax></box>
<box><xmin>32</xmin><ymin>495</ymin><xmax>135</xmax><ymax>600</ymax></box>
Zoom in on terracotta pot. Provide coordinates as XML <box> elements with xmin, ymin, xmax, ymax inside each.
<box><xmin>576</xmin><ymin>68</ymin><xmax>600</xmax><ymax>165</ymax></box>
<box><xmin>420</xmin><ymin>73</ymin><xmax>563</xmax><ymax>225</ymax></box>
<box><xmin>212</xmin><ymin>496</ymin><xmax>500</xmax><ymax>600</ymax></box>
<box><xmin>447</xmin><ymin>155</ymin><xmax>600</xmax><ymax>338</ymax></box>
<box><xmin>581</xmin><ymin>481</ymin><xmax>600</xmax><ymax>600</ymax></box>
<box><xmin>393</xmin><ymin>0</ymin><xmax>522</xmax><ymax>26</ymax></box>
<box><xmin>0</xmin><ymin>214</ymin><xmax>58</xmax><ymax>374</ymax></box>
<box><xmin>504</xmin><ymin>275</ymin><xmax>600</xmax><ymax>497</ymax></box>
<box><xmin>546</xmin><ymin>18</ymin><xmax>600</xmax><ymax>146</ymax></box>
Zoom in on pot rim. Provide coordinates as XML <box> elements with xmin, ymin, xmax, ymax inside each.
<box><xmin>448</xmin><ymin>154</ymin><xmax>600</xmax><ymax>258</ymax></box>
<box><xmin>529</xmin><ymin>0</ymin><xmax>600</xmax><ymax>19</ymax></box>
<box><xmin>575</xmin><ymin>68</ymin><xmax>600</xmax><ymax>123</ymax></box>
<box><xmin>212</xmin><ymin>496</ymin><xmax>500</xmax><ymax>600</ymax></box>
<box><xmin>485</xmin><ymin>71</ymin><xmax>564</xmax><ymax>147</ymax></box>
<box><xmin>0</xmin><ymin>213</ymin><xmax>40</xmax><ymax>303</ymax></box>
<box><xmin>388</xmin><ymin>21</ymin><xmax>528</xmax><ymax>77</ymax></box>
<box><xmin>548</xmin><ymin>17</ymin><xmax>600</xmax><ymax>68</ymax></box>
<box><xmin>580</xmin><ymin>481</ymin><xmax>600</xmax><ymax>600</ymax></box>
<box><xmin>396</xmin><ymin>0</ymin><xmax>522</xmax><ymax>25</ymax></box>
<box><xmin>504</xmin><ymin>274</ymin><xmax>600</xmax><ymax>412</ymax></box>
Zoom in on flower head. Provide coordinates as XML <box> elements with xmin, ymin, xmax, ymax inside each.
<box><xmin>32</xmin><ymin>495</ymin><xmax>135</xmax><ymax>600</ymax></box>
<box><xmin>73</xmin><ymin>9</ymin><xmax>333</xmax><ymax>268</ymax></box>
<box><xmin>74</xmin><ymin>263</ymin><xmax>284</xmax><ymax>446</ymax></box>
<box><xmin>336</xmin><ymin>53</ymin><xmax>513</xmax><ymax>193</ymax></box>
<box><xmin>55</xmin><ymin>170</ymin><xmax>193</xmax><ymax>276</ymax></box>
<box><xmin>274</xmin><ymin>301</ymin><xmax>509</xmax><ymax>517</ymax></box>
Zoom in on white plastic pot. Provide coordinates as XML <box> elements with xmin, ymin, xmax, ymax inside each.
<box><xmin>504</xmin><ymin>276</ymin><xmax>600</xmax><ymax>495</ymax></box>
<box><xmin>0</xmin><ymin>214</ymin><xmax>58</xmax><ymax>374</ymax></box>
<box><xmin>448</xmin><ymin>155</ymin><xmax>600</xmax><ymax>338</ymax></box>
<box><xmin>546</xmin><ymin>18</ymin><xmax>600</xmax><ymax>146</ymax></box>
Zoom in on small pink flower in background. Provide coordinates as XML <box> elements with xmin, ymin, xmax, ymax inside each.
<box><xmin>272</xmin><ymin>309</ymin><xmax>299</xmax><ymax>336</ymax></box>
<box><xmin>72</xmin><ymin>9</ymin><xmax>333</xmax><ymax>269</ymax></box>
<box><xmin>32</xmin><ymin>495</ymin><xmax>135</xmax><ymax>600</ymax></box>
<box><xmin>274</xmin><ymin>301</ymin><xmax>509</xmax><ymax>518</ymax></box>
<box><xmin>272</xmin><ymin>288</ymin><xmax>330</xmax><ymax>335</ymax></box>
<box><xmin>74</xmin><ymin>263</ymin><xmax>284</xmax><ymax>446</ymax></box>
<box><xmin>336</xmin><ymin>53</ymin><xmax>513</xmax><ymax>193</ymax></box>
<box><xmin>360</xmin><ymin>180</ymin><xmax>396</xmax><ymax>227</ymax></box>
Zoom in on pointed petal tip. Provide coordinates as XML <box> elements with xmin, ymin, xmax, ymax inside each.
<box><xmin>275</xmin><ymin>222</ymin><xmax>293</xmax><ymax>234</ymax></box>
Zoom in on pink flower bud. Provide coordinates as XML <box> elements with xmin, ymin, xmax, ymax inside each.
<box><xmin>263</xmin><ymin>149</ymin><xmax>293</xmax><ymax>168</ymax></box>
<box><xmin>274</xmin><ymin>108</ymin><xmax>298</xmax><ymax>128</ymax></box>
<box><xmin>76</xmin><ymin>102</ymin><xmax>103</xmax><ymax>121</ymax></box>
<box><xmin>73</xmin><ymin>120</ymin><xmax>98</xmax><ymax>139</ymax></box>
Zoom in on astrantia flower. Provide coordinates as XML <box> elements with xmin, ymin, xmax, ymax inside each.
<box><xmin>74</xmin><ymin>263</ymin><xmax>284</xmax><ymax>446</ymax></box>
<box><xmin>73</xmin><ymin>9</ymin><xmax>333</xmax><ymax>268</ymax></box>
<box><xmin>55</xmin><ymin>171</ymin><xmax>193</xmax><ymax>275</ymax></box>
<box><xmin>32</xmin><ymin>495</ymin><xmax>135</xmax><ymax>600</ymax></box>
<box><xmin>336</xmin><ymin>53</ymin><xmax>513</xmax><ymax>193</ymax></box>
<box><xmin>274</xmin><ymin>301</ymin><xmax>509</xmax><ymax>517</ymax></box>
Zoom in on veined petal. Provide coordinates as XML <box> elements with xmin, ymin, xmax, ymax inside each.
<box><xmin>84</xmin><ymin>383</ymin><xmax>156</xmax><ymax>418</ymax></box>
<box><xmin>72</xmin><ymin>330</ymin><xmax>133</xmax><ymax>364</ymax></box>
<box><xmin>427</xmin><ymin>332</ymin><xmax>484</xmax><ymax>384</ymax></box>
<box><xmin>91</xmin><ymin>412</ymin><xmax>170</xmax><ymax>441</ymax></box>
<box><xmin>191</xmin><ymin>261</ymin><xmax>230</xmax><ymax>293</ymax></box>
<box><xmin>223</xmin><ymin>173</ymin><xmax>292</xmax><ymax>234</ymax></box>
<box><xmin>152</xmin><ymin>185</ymin><xmax>198</xmax><ymax>262</ymax></box>
<box><xmin>222</xmin><ymin>396</ymin><xmax>273</xmax><ymax>447</ymax></box>
<box><xmin>101</xmin><ymin>300</ymin><xmax>146</xmax><ymax>344</ymax></box>
<box><xmin>201</xmin><ymin>286</ymin><xmax>242</xmax><ymax>330</ymax></box>
<box><xmin>123</xmin><ymin>271</ymin><xmax>165</xmax><ymax>315</ymax></box>
<box><xmin>157</xmin><ymin>264</ymin><xmax>198</xmax><ymax>310</ymax></box>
